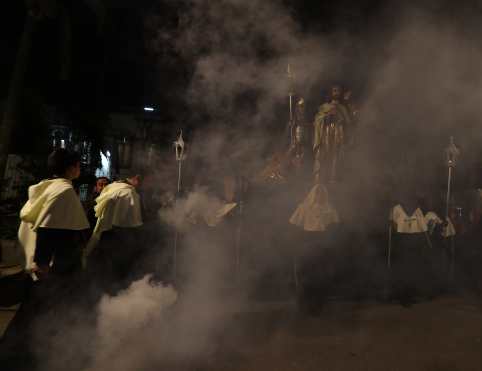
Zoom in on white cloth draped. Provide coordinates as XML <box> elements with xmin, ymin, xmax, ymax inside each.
<box><xmin>18</xmin><ymin>178</ymin><xmax>89</xmax><ymax>270</ymax></box>
<box><xmin>86</xmin><ymin>182</ymin><xmax>143</xmax><ymax>256</ymax></box>
<box><xmin>289</xmin><ymin>184</ymin><xmax>339</xmax><ymax>232</ymax></box>
<box><xmin>391</xmin><ymin>205</ymin><xmax>456</xmax><ymax>237</ymax></box>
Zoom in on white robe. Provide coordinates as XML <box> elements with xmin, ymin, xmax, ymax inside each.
<box><xmin>18</xmin><ymin>178</ymin><xmax>89</xmax><ymax>271</ymax></box>
<box><xmin>86</xmin><ymin>182</ymin><xmax>143</xmax><ymax>254</ymax></box>
<box><xmin>391</xmin><ymin>205</ymin><xmax>428</xmax><ymax>234</ymax></box>
<box><xmin>289</xmin><ymin>184</ymin><xmax>339</xmax><ymax>232</ymax></box>
<box><xmin>391</xmin><ymin>205</ymin><xmax>455</xmax><ymax>237</ymax></box>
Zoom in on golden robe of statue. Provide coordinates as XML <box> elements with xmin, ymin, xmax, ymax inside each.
<box><xmin>313</xmin><ymin>100</ymin><xmax>352</xmax><ymax>183</ymax></box>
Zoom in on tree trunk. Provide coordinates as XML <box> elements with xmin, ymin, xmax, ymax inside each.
<box><xmin>0</xmin><ymin>14</ymin><xmax>36</xmax><ymax>180</ymax></box>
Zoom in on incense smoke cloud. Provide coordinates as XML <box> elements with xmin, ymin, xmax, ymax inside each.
<box><xmin>86</xmin><ymin>276</ymin><xmax>178</xmax><ymax>371</ymax></box>
<box><xmin>177</xmin><ymin>0</ymin><xmax>311</xmax><ymax>117</ymax></box>
<box><xmin>159</xmin><ymin>185</ymin><xmax>234</xmax><ymax>231</ymax></box>
<box><xmin>154</xmin><ymin>0</ymin><xmax>349</xmax><ymax>131</ymax></box>
<box><xmin>352</xmin><ymin>9</ymin><xmax>482</xmax><ymax>213</ymax></box>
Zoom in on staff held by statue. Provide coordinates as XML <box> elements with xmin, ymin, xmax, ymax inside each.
<box><xmin>287</xmin><ymin>63</ymin><xmax>296</xmax><ymax>145</ymax></box>
<box><xmin>173</xmin><ymin>130</ymin><xmax>185</xmax><ymax>279</ymax></box>
<box><xmin>445</xmin><ymin>136</ymin><xmax>459</xmax><ymax>279</ymax></box>
<box><xmin>445</xmin><ymin>136</ymin><xmax>459</xmax><ymax>221</ymax></box>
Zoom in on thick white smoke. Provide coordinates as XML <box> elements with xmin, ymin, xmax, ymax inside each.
<box><xmin>86</xmin><ymin>276</ymin><xmax>178</xmax><ymax>371</ymax></box>
<box><xmin>159</xmin><ymin>186</ymin><xmax>236</xmax><ymax>231</ymax></box>
<box><xmin>175</xmin><ymin>0</ymin><xmax>340</xmax><ymax>128</ymax></box>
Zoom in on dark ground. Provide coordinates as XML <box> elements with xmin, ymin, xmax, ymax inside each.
<box><xmin>162</xmin><ymin>295</ymin><xmax>482</xmax><ymax>371</ymax></box>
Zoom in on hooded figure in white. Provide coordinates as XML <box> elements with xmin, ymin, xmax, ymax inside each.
<box><xmin>17</xmin><ymin>150</ymin><xmax>89</xmax><ymax>275</ymax></box>
<box><xmin>86</xmin><ymin>178</ymin><xmax>143</xmax><ymax>253</ymax></box>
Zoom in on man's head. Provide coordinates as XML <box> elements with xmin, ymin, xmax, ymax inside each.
<box><xmin>95</xmin><ymin>177</ymin><xmax>110</xmax><ymax>194</ymax></box>
<box><xmin>330</xmin><ymin>85</ymin><xmax>342</xmax><ymax>101</ymax></box>
<box><xmin>47</xmin><ymin>149</ymin><xmax>81</xmax><ymax>180</ymax></box>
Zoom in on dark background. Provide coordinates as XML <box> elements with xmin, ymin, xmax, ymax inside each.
<box><xmin>2</xmin><ymin>0</ymin><xmax>482</xmax><ymax>152</ymax></box>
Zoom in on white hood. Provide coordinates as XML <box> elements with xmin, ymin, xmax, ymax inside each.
<box><xmin>93</xmin><ymin>181</ymin><xmax>143</xmax><ymax>234</ymax></box>
<box><xmin>85</xmin><ymin>182</ymin><xmax>142</xmax><ymax>256</ymax></box>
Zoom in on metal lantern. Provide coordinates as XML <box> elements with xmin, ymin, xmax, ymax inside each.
<box><xmin>118</xmin><ymin>137</ymin><xmax>132</xmax><ymax>169</ymax></box>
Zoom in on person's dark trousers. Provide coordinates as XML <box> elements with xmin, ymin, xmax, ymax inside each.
<box><xmin>389</xmin><ymin>234</ymin><xmax>441</xmax><ymax>305</ymax></box>
<box><xmin>1</xmin><ymin>226</ymin><xmax>86</xmax><ymax>371</ymax></box>
<box><xmin>88</xmin><ymin>227</ymin><xmax>142</xmax><ymax>295</ymax></box>
<box><xmin>0</xmin><ymin>268</ymin><xmax>86</xmax><ymax>371</ymax></box>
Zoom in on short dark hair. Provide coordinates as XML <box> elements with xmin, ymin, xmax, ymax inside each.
<box><xmin>47</xmin><ymin>149</ymin><xmax>80</xmax><ymax>177</ymax></box>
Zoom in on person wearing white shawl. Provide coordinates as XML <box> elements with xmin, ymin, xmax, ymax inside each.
<box><xmin>89</xmin><ymin>178</ymin><xmax>142</xmax><ymax>242</ymax></box>
<box><xmin>389</xmin><ymin>198</ymin><xmax>453</xmax><ymax>305</ymax></box>
<box><xmin>18</xmin><ymin>149</ymin><xmax>89</xmax><ymax>276</ymax></box>
<box><xmin>84</xmin><ymin>174</ymin><xmax>143</xmax><ymax>292</ymax></box>
<box><xmin>1</xmin><ymin>149</ymin><xmax>89</xmax><ymax>369</ymax></box>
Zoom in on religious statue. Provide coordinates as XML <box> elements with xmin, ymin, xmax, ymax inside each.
<box><xmin>313</xmin><ymin>85</ymin><xmax>352</xmax><ymax>183</ymax></box>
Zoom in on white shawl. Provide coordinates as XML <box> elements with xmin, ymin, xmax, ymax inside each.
<box><xmin>18</xmin><ymin>178</ymin><xmax>89</xmax><ymax>270</ymax></box>
<box><xmin>86</xmin><ymin>182</ymin><xmax>143</xmax><ymax>255</ymax></box>
<box><xmin>391</xmin><ymin>205</ymin><xmax>456</xmax><ymax>237</ymax></box>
